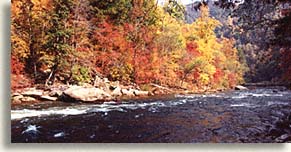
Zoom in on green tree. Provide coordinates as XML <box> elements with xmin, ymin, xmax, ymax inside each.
<box><xmin>44</xmin><ymin>0</ymin><xmax>74</xmax><ymax>85</ymax></box>
<box><xmin>163</xmin><ymin>0</ymin><xmax>185</xmax><ymax>21</ymax></box>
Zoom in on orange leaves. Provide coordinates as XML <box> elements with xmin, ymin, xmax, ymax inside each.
<box><xmin>227</xmin><ymin>73</ymin><xmax>237</xmax><ymax>88</ymax></box>
<box><xmin>186</xmin><ymin>41</ymin><xmax>200</xmax><ymax>57</ymax></box>
<box><xmin>93</xmin><ymin>20</ymin><xmax>136</xmax><ymax>83</ymax></box>
<box><xmin>10</xmin><ymin>0</ymin><xmax>245</xmax><ymax>89</ymax></box>
<box><xmin>11</xmin><ymin>55</ymin><xmax>24</xmax><ymax>75</ymax></box>
<box><xmin>11</xmin><ymin>55</ymin><xmax>33</xmax><ymax>90</ymax></box>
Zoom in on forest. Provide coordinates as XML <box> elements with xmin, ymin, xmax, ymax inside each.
<box><xmin>11</xmin><ymin>0</ymin><xmax>291</xmax><ymax>92</ymax></box>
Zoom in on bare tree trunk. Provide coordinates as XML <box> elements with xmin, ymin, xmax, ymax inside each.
<box><xmin>45</xmin><ymin>64</ymin><xmax>57</xmax><ymax>86</ymax></box>
<box><xmin>45</xmin><ymin>69</ymin><xmax>54</xmax><ymax>87</ymax></box>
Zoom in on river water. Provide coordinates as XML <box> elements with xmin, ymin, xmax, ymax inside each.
<box><xmin>11</xmin><ymin>87</ymin><xmax>291</xmax><ymax>143</ymax></box>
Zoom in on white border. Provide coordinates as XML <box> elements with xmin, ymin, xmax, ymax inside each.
<box><xmin>1</xmin><ymin>0</ymin><xmax>291</xmax><ymax>151</ymax></box>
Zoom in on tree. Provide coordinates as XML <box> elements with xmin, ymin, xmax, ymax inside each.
<box><xmin>44</xmin><ymin>0</ymin><xmax>74</xmax><ymax>85</ymax></box>
<box><xmin>93</xmin><ymin>20</ymin><xmax>134</xmax><ymax>84</ymax></box>
<box><xmin>163</xmin><ymin>0</ymin><xmax>186</xmax><ymax>21</ymax></box>
<box><xmin>11</xmin><ymin>0</ymin><xmax>52</xmax><ymax>79</ymax></box>
<box><xmin>187</xmin><ymin>5</ymin><xmax>221</xmax><ymax>86</ymax></box>
<box><xmin>155</xmin><ymin>7</ymin><xmax>186</xmax><ymax>86</ymax></box>
<box><xmin>67</xmin><ymin>0</ymin><xmax>94</xmax><ymax>84</ymax></box>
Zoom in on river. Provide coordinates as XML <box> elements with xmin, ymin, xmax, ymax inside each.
<box><xmin>11</xmin><ymin>87</ymin><xmax>291</xmax><ymax>143</ymax></box>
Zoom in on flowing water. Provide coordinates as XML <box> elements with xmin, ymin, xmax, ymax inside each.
<box><xmin>11</xmin><ymin>87</ymin><xmax>291</xmax><ymax>143</ymax></box>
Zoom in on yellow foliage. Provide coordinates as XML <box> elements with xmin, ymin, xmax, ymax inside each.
<box><xmin>154</xmin><ymin>9</ymin><xmax>186</xmax><ymax>85</ymax></box>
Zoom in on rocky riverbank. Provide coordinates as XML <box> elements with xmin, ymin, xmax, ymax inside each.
<box><xmin>11</xmin><ymin>75</ymin><xmax>253</xmax><ymax>105</ymax></box>
<box><xmin>11</xmin><ymin>77</ymin><xmax>176</xmax><ymax>105</ymax></box>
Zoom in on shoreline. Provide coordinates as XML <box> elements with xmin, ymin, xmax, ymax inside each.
<box><xmin>11</xmin><ymin>83</ymin><xmax>233</xmax><ymax>107</ymax></box>
<box><xmin>11</xmin><ymin>82</ymin><xmax>289</xmax><ymax>107</ymax></box>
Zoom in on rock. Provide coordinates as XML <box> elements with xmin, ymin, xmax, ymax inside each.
<box><xmin>54</xmin><ymin>132</ymin><xmax>65</xmax><ymax>138</ymax></box>
<box><xmin>103</xmin><ymin>78</ymin><xmax>110</xmax><ymax>83</ymax></box>
<box><xmin>20</xmin><ymin>96</ymin><xmax>37</xmax><ymax>103</ymax></box>
<box><xmin>152</xmin><ymin>88</ymin><xmax>165</xmax><ymax>95</ymax></box>
<box><xmin>61</xmin><ymin>86</ymin><xmax>112</xmax><ymax>102</ymax></box>
<box><xmin>110</xmin><ymin>81</ymin><xmax>120</xmax><ymax>88</ymax></box>
<box><xmin>81</xmin><ymin>83</ymin><xmax>93</xmax><ymax>88</ymax></box>
<box><xmin>272</xmin><ymin>90</ymin><xmax>279</xmax><ymax>93</ymax></box>
<box><xmin>12</xmin><ymin>95</ymin><xmax>23</xmax><ymax>101</ymax></box>
<box><xmin>12</xmin><ymin>98</ymin><xmax>22</xmax><ymax>104</ymax></box>
<box><xmin>22</xmin><ymin>88</ymin><xmax>43</xmax><ymax>97</ymax></box>
<box><xmin>149</xmin><ymin>83</ymin><xmax>173</xmax><ymax>95</ymax></box>
<box><xmin>12</xmin><ymin>93</ymin><xmax>22</xmax><ymax>97</ymax></box>
<box><xmin>22</xmin><ymin>125</ymin><xmax>40</xmax><ymax>134</ymax></box>
<box><xmin>93</xmin><ymin>75</ymin><xmax>103</xmax><ymax>87</ymax></box>
<box><xmin>235</xmin><ymin>85</ymin><xmax>248</xmax><ymax>90</ymax></box>
<box><xmin>134</xmin><ymin>90</ymin><xmax>149</xmax><ymax>96</ymax></box>
<box><xmin>40</xmin><ymin>95</ymin><xmax>58</xmax><ymax>101</ymax></box>
<box><xmin>121</xmin><ymin>89</ymin><xmax>135</xmax><ymax>97</ymax></box>
<box><xmin>111</xmin><ymin>86</ymin><xmax>122</xmax><ymax>97</ymax></box>
<box><xmin>275</xmin><ymin>134</ymin><xmax>291</xmax><ymax>142</ymax></box>
<box><xmin>48</xmin><ymin>90</ymin><xmax>63</xmax><ymax>97</ymax></box>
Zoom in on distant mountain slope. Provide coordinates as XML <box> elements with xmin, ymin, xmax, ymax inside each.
<box><xmin>184</xmin><ymin>0</ymin><xmax>283</xmax><ymax>83</ymax></box>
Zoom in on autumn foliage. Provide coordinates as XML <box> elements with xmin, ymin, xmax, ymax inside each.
<box><xmin>11</xmin><ymin>0</ymin><xmax>245</xmax><ymax>91</ymax></box>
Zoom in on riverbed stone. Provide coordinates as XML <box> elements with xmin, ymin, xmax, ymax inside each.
<box><xmin>152</xmin><ymin>88</ymin><xmax>166</xmax><ymax>95</ymax></box>
<box><xmin>235</xmin><ymin>85</ymin><xmax>248</xmax><ymax>90</ymax></box>
<box><xmin>62</xmin><ymin>86</ymin><xmax>112</xmax><ymax>102</ymax></box>
<box><xmin>12</xmin><ymin>95</ymin><xmax>23</xmax><ymax>100</ymax></box>
<box><xmin>121</xmin><ymin>89</ymin><xmax>135</xmax><ymax>97</ymax></box>
<box><xmin>48</xmin><ymin>90</ymin><xmax>63</xmax><ymax>97</ymax></box>
<box><xmin>12</xmin><ymin>95</ymin><xmax>23</xmax><ymax>104</ymax></box>
<box><xmin>12</xmin><ymin>93</ymin><xmax>22</xmax><ymax>97</ymax></box>
<box><xmin>40</xmin><ymin>95</ymin><xmax>58</xmax><ymax>101</ymax></box>
<box><xmin>20</xmin><ymin>96</ymin><xmax>37</xmax><ymax>103</ymax></box>
<box><xmin>134</xmin><ymin>90</ymin><xmax>149</xmax><ymax>96</ymax></box>
<box><xmin>275</xmin><ymin>134</ymin><xmax>291</xmax><ymax>142</ymax></box>
<box><xmin>111</xmin><ymin>86</ymin><xmax>122</xmax><ymax>97</ymax></box>
<box><xmin>22</xmin><ymin>88</ymin><xmax>43</xmax><ymax>97</ymax></box>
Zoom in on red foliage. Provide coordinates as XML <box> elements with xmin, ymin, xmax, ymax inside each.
<box><xmin>193</xmin><ymin>70</ymin><xmax>200</xmax><ymax>80</ymax></box>
<box><xmin>11</xmin><ymin>55</ymin><xmax>33</xmax><ymax>90</ymax></box>
<box><xmin>227</xmin><ymin>73</ymin><xmax>237</xmax><ymax>88</ymax></box>
<box><xmin>76</xmin><ymin>47</ymin><xmax>90</xmax><ymax>52</ymax></box>
<box><xmin>11</xmin><ymin>55</ymin><xmax>24</xmax><ymax>75</ymax></box>
<box><xmin>11</xmin><ymin>74</ymin><xmax>33</xmax><ymax>91</ymax></box>
<box><xmin>94</xmin><ymin>20</ymin><xmax>134</xmax><ymax>75</ymax></box>
<box><xmin>134</xmin><ymin>49</ymin><xmax>155</xmax><ymax>84</ymax></box>
<box><xmin>213</xmin><ymin>68</ymin><xmax>223</xmax><ymax>84</ymax></box>
<box><xmin>186</xmin><ymin>41</ymin><xmax>200</xmax><ymax>57</ymax></box>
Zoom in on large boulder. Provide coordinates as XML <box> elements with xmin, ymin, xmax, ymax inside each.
<box><xmin>235</xmin><ymin>85</ymin><xmax>248</xmax><ymax>90</ymax></box>
<box><xmin>47</xmin><ymin>84</ymin><xmax>70</xmax><ymax>97</ymax></box>
<box><xmin>61</xmin><ymin>86</ymin><xmax>112</xmax><ymax>102</ymax></box>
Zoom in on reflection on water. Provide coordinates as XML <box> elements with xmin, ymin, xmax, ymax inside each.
<box><xmin>11</xmin><ymin>88</ymin><xmax>291</xmax><ymax>143</ymax></box>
